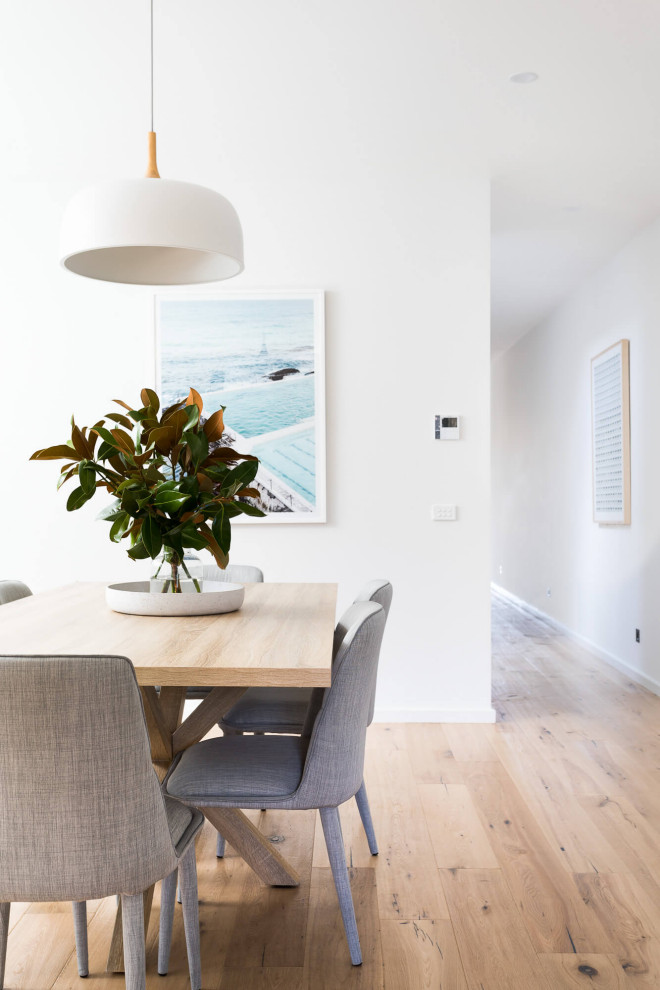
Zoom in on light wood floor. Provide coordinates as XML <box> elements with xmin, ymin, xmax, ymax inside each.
<box><xmin>5</xmin><ymin>592</ymin><xmax>660</xmax><ymax>989</ymax></box>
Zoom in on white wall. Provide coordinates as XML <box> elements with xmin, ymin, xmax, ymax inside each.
<box><xmin>0</xmin><ymin>1</ymin><xmax>493</xmax><ymax>721</ymax></box>
<box><xmin>492</xmin><ymin>214</ymin><xmax>660</xmax><ymax>694</ymax></box>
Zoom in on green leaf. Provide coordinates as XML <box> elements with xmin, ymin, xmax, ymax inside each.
<box><xmin>162</xmin><ymin>530</ymin><xmax>184</xmax><ymax>557</ymax></box>
<box><xmin>78</xmin><ymin>461</ymin><xmax>96</xmax><ymax>495</ymax></box>
<box><xmin>203</xmin><ymin>463</ymin><xmax>229</xmax><ymax>482</ymax></box>
<box><xmin>117</xmin><ymin>451</ymin><xmax>137</xmax><ymax>471</ymax></box>
<box><xmin>153</xmin><ymin>488</ymin><xmax>191</xmax><ymax>512</ymax></box>
<box><xmin>143</xmin><ymin>465</ymin><xmax>166</xmax><ymax>483</ymax></box>
<box><xmin>96</xmin><ymin>441</ymin><xmax>117</xmax><ymax>461</ymax></box>
<box><xmin>180</xmin><ymin>525</ymin><xmax>208</xmax><ymax>551</ymax></box>
<box><xmin>92</xmin><ymin>426</ymin><xmax>120</xmax><ymax>448</ymax></box>
<box><xmin>141</xmin><ymin>515</ymin><xmax>163</xmax><ymax>558</ymax></box>
<box><xmin>66</xmin><ymin>486</ymin><xmax>92</xmax><ymax>511</ymax></box>
<box><xmin>96</xmin><ymin>500</ymin><xmax>122</xmax><ymax>521</ymax></box>
<box><xmin>178</xmin><ymin>475</ymin><xmax>200</xmax><ymax>497</ymax></box>
<box><xmin>203</xmin><ymin>500</ymin><xmax>241</xmax><ymax>519</ymax></box>
<box><xmin>186</xmin><ymin>430</ymin><xmax>209</xmax><ymax>470</ymax></box>
<box><xmin>128</xmin><ymin>519</ymin><xmax>143</xmax><ymax>545</ymax></box>
<box><xmin>127</xmin><ymin>539</ymin><xmax>150</xmax><ymax>560</ymax></box>
<box><xmin>183</xmin><ymin>403</ymin><xmax>200</xmax><ymax>431</ymax></box>
<box><xmin>57</xmin><ymin>468</ymin><xmax>77</xmax><ymax>490</ymax></box>
<box><xmin>109</xmin><ymin>511</ymin><xmax>130</xmax><ymax>543</ymax></box>
<box><xmin>223</xmin><ymin>459</ymin><xmax>259</xmax><ymax>494</ymax></box>
<box><xmin>115</xmin><ymin>479</ymin><xmax>136</xmax><ymax>493</ymax></box>
<box><xmin>211</xmin><ymin>504</ymin><xmax>232</xmax><ymax>553</ymax></box>
<box><xmin>234</xmin><ymin>501</ymin><xmax>266</xmax><ymax>517</ymax></box>
<box><xmin>120</xmin><ymin>491</ymin><xmax>141</xmax><ymax>515</ymax></box>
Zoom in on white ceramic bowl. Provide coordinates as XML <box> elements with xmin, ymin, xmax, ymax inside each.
<box><xmin>105</xmin><ymin>580</ymin><xmax>244</xmax><ymax>617</ymax></box>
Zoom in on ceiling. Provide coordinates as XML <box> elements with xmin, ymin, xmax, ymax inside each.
<box><xmin>478</xmin><ymin>0</ymin><xmax>660</xmax><ymax>354</ymax></box>
<box><xmin>2</xmin><ymin>0</ymin><xmax>660</xmax><ymax>361</ymax></box>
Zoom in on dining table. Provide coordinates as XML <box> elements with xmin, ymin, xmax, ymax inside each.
<box><xmin>0</xmin><ymin>580</ymin><xmax>336</xmax><ymax>971</ymax></box>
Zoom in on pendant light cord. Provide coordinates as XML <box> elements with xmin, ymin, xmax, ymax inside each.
<box><xmin>145</xmin><ymin>0</ymin><xmax>160</xmax><ymax>177</ymax></box>
<box><xmin>150</xmin><ymin>0</ymin><xmax>154</xmax><ymax>132</ymax></box>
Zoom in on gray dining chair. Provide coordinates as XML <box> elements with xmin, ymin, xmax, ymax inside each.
<box><xmin>0</xmin><ymin>654</ymin><xmax>204</xmax><ymax>990</ymax></box>
<box><xmin>185</xmin><ymin>564</ymin><xmax>264</xmax><ymax>702</ymax></box>
<box><xmin>214</xmin><ymin>579</ymin><xmax>392</xmax><ymax>858</ymax></box>
<box><xmin>0</xmin><ymin>581</ymin><xmax>32</xmax><ymax>606</ymax></box>
<box><xmin>165</xmin><ymin>600</ymin><xmax>387</xmax><ymax>966</ymax></box>
<box><xmin>203</xmin><ymin>563</ymin><xmax>264</xmax><ymax>584</ymax></box>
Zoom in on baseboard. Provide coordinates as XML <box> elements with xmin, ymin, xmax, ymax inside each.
<box><xmin>492</xmin><ymin>582</ymin><xmax>660</xmax><ymax>697</ymax></box>
<box><xmin>373</xmin><ymin>708</ymin><xmax>497</xmax><ymax>724</ymax></box>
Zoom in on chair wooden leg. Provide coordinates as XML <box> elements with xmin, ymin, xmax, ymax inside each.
<box><xmin>0</xmin><ymin>902</ymin><xmax>10</xmax><ymax>990</ymax></box>
<box><xmin>355</xmin><ymin>780</ymin><xmax>378</xmax><ymax>855</ymax></box>
<box><xmin>120</xmin><ymin>892</ymin><xmax>146</xmax><ymax>990</ymax></box>
<box><xmin>158</xmin><ymin>870</ymin><xmax>177</xmax><ymax>976</ymax></box>
<box><xmin>216</xmin><ymin>832</ymin><xmax>226</xmax><ymax>858</ymax></box>
<box><xmin>72</xmin><ymin>901</ymin><xmax>89</xmax><ymax>977</ymax></box>
<box><xmin>319</xmin><ymin>806</ymin><xmax>362</xmax><ymax>966</ymax></box>
<box><xmin>179</xmin><ymin>844</ymin><xmax>202</xmax><ymax>990</ymax></box>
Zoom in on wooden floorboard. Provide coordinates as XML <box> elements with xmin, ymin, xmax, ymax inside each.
<box><xmin>3</xmin><ymin>592</ymin><xmax>660</xmax><ymax>988</ymax></box>
<box><xmin>380</xmin><ymin>919</ymin><xmax>466</xmax><ymax>989</ymax></box>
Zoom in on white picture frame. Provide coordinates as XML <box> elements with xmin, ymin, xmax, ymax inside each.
<box><xmin>591</xmin><ymin>339</ymin><xmax>630</xmax><ymax>525</ymax></box>
<box><xmin>154</xmin><ymin>290</ymin><xmax>326</xmax><ymax>524</ymax></box>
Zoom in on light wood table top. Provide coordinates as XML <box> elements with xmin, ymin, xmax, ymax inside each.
<box><xmin>0</xmin><ymin>581</ymin><xmax>336</xmax><ymax>688</ymax></box>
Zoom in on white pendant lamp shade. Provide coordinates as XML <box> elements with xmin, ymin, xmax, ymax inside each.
<box><xmin>60</xmin><ymin>0</ymin><xmax>245</xmax><ymax>287</ymax></box>
<box><xmin>60</xmin><ymin>176</ymin><xmax>244</xmax><ymax>285</ymax></box>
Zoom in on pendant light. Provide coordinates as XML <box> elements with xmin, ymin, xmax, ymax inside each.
<box><xmin>59</xmin><ymin>1</ymin><xmax>244</xmax><ymax>285</ymax></box>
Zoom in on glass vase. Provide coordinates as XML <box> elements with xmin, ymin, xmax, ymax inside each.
<box><xmin>150</xmin><ymin>550</ymin><xmax>204</xmax><ymax>594</ymax></box>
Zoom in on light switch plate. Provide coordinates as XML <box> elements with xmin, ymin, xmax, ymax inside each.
<box><xmin>435</xmin><ymin>414</ymin><xmax>460</xmax><ymax>440</ymax></box>
<box><xmin>431</xmin><ymin>504</ymin><xmax>457</xmax><ymax>521</ymax></box>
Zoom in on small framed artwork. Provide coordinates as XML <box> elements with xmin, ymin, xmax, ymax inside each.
<box><xmin>591</xmin><ymin>339</ymin><xmax>630</xmax><ymax>525</ymax></box>
<box><xmin>155</xmin><ymin>290</ymin><xmax>326</xmax><ymax>523</ymax></box>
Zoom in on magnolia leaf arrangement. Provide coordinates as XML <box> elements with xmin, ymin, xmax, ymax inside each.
<box><xmin>31</xmin><ymin>388</ymin><xmax>265</xmax><ymax>584</ymax></box>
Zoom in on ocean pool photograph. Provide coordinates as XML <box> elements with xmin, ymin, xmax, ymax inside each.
<box><xmin>155</xmin><ymin>292</ymin><xmax>326</xmax><ymax>522</ymax></box>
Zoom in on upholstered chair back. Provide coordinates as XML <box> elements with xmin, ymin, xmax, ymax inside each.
<box><xmin>0</xmin><ymin>581</ymin><xmax>32</xmax><ymax>606</ymax></box>
<box><xmin>0</xmin><ymin>655</ymin><xmax>179</xmax><ymax>902</ymax></box>
<box><xmin>202</xmin><ymin>564</ymin><xmax>264</xmax><ymax>584</ymax></box>
<box><xmin>301</xmin><ymin>580</ymin><xmax>392</xmax><ymax>740</ymax></box>
<box><xmin>354</xmin><ymin>580</ymin><xmax>392</xmax><ymax>725</ymax></box>
<box><xmin>296</xmin><ymin>602</ymin><xmax>386</xmax><ymax>809</ymax></box>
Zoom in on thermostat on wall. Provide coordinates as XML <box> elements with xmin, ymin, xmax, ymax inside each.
<box><xmin>435</xmin><ymin>414</ymin><xmax>460</xmax><ymax>440</ymax></box>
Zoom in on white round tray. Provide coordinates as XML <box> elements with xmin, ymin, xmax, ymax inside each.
<box><xmin>105</xmin><ymin>580</ymin><xmax>245</xmax><ymax>617</ymax></box>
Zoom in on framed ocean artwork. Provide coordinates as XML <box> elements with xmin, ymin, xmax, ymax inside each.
<box><xmin>154</xmin><ymin>290</ymin><xmax>326</xmax><ymax>523</ymax></box>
